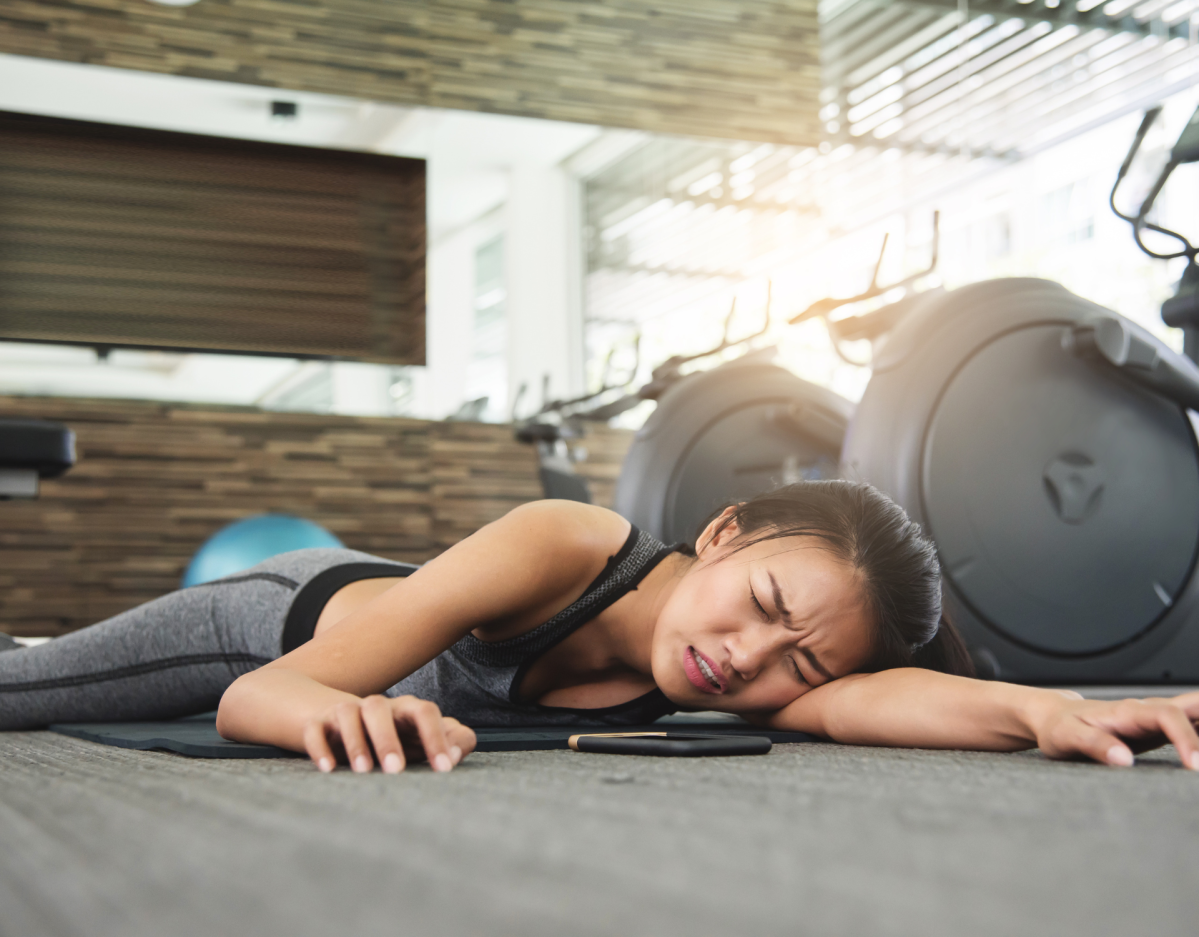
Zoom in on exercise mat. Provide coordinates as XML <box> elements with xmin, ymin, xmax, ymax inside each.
<box><xmin>49</xmin><ymin>711</ymin><xmax>816</xmax><ymax>758</ymax></box>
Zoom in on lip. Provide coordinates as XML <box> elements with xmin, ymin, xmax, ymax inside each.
<box><xmin>683</xmin><ymin>646</ymin><xmax>727</xmax><ymax>694</ymax></box>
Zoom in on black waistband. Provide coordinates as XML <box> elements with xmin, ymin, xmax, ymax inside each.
<box><xmin>280</xmin><ymin>562</ymin><xmax>416</xmax><ymax>654</ymax></box>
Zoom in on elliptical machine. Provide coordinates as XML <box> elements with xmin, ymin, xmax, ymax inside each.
<box><xmin>843</xmin><ymin>277</ymin><xmax>1199</xmax><ymax>683</ymax></box>
<box><xmin>1110</xmin><ymin>104</ymin><xmax>1199</xmax><ymax>359</ymax></box>
<box><xmin>611</xmin><ymin>219</ymin><xmax>943</xmax><ymax>544</ymax></box>
<box><xmin>842</xmin><ymin>104</ymin><xmax>1199</xmax><ymax>684</ymax></box>
<box><xmin>611</xmin><ymin>286</ymin><xmax>854</xmax><ymax>544</ymax></box>
<box><xmin>512</xmin><ymin>339</ymin><xmax>648</xmax><ymax>504</ymax></box>
<box><xmin>610</xmin><ymin>104</ymin><xmax>1199</xmax><ymax>685</ymax></box>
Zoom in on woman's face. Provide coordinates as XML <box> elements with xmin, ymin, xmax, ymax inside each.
<box><xmin>650</xmin><ymin>515</ymin><xmax>875</xmax><ymax>714</ymax></box>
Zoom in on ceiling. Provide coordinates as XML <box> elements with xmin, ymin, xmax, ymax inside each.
<box><xmin>822</xmin><ymin>0</ymin><xmax>1199</xmax><ymax>158</ymax></box>
<box><xmin>584</xmin><ymin>0</ymin><xmax>1199</xmax><ymax>320</ymax></box>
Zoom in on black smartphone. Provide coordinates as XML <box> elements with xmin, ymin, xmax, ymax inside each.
<box><xmin>567</xmin><ymin>732</ymin><xmax>772</xmax><ymax>757</ymax></box>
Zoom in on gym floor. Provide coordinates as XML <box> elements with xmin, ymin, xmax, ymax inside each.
<box><xmin>1</xmin><ymin>724</ymin><xmax>1196</xmax><ymax>937</ymax></box>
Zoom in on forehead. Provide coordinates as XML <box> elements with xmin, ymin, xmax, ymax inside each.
<box><xmin>736</xmin><ymin>535</ymin><xmax>851</xmax><ymax>575</ymax></box>
<box><xmin>736</xmin><ymin>537</ymin><xmax>869</xmax><ymax>614</ymax></box>
<box><xmin>748</xmin><ymin>538</ymin><xmax>876</xmax><ymax>673</ymax></box>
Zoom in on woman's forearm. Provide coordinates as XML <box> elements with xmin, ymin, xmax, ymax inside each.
<box><xmin>770</xmin><ymin>668</ymin><xmax>1067</xmax><ymax>751</ymax></box>
<box><xmin>216</xmin><ymin>668</ymin><xmax>360</xmax><ymax>751</ymax></box>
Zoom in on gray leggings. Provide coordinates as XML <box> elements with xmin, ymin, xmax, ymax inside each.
<box><xmin>0</xmin><ymin>548</ymin><xmax>402</xmax><ymax>730</ymax></box>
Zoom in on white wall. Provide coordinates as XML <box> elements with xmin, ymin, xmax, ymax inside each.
<box><xmin>329</xmin><ymin>363</ymin><xmax>394</xmax><ymax>417</ymax></box>
<box><xmin>417</xmin><ymin>165</ymin><xmax>588</xmax><ymax>421</ymax></box>
<box><xmin>423</xmin><ymin>223</ymin><xmax>483</xmax><ymax>418</ymax></box>
<box><xmin>505</xmin><ymin>164</ymin><xmax>586</xmax><ymax>413</ymax></box>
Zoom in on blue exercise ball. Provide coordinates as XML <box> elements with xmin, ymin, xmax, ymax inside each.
<box><xmin>182</xmin><ymin>514</ymin><xmax>344</xmax><ymax>587</ymax></box>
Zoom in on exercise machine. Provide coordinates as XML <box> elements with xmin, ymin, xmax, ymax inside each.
<box><xmin>1110</xmin><ymin>104</ymin><xmax>1199</xmax><ymax>362</ymax></box>
<box><xmin>511</xmin><ymin>344</ymin><xmax>647</xmax><ymax>505</ymax></box>
<box><xmin>609</xmin><ymin>104</ymin><xmax>1199</xmax><ymax>683</ymax></box>
<box><xmin>612</xmin><ymin>287</ymin><xmax>854</xmax><ymax>544</ymax></box>
<box><xmin>843</xmin><ymin>278</ymin><xmax>1199</xmax><ymax>682</ymax></box>
<box><xmin>841</xmin><ymin>106</ymin><xmax>1199</xmax><ymax>682</ymax></box>
<box><xmin>610</xmin><ymin>218</ymin><xmax>943</xmax><ymax>544</ymax></box>
<box><xmin>0</xmin><ymin>417</ymin><xmax>75</xmax><ymax>499</ymax></box>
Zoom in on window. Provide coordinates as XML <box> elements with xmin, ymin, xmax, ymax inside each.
<box><xmin>1041</xmin><ymin>181</ymin><xmax>1094</xmax><ymax>246</ymax></box>
<box><xmin>464</xmin><ymin>236</ymin><xmax>508</xmax><ymax>422</ymax></box>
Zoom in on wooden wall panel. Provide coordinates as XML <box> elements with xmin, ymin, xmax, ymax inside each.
<box><xmin>0</xmin><ymin>0</ymin><xmax>821</xmax><ymax>146</ymax></box>
<box><xmin>0</xmin><ymin>396</ymin><xmax>633</xmax><ymax>637</ymax></box>
<box><xmin>0</xmin><ymin>110</ymin><xmax>426</xmax><ymax>363</ymax></box>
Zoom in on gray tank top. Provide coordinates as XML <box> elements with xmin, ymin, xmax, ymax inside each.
<box><xmin>386</xmin><ymin>526</ymin><xmax>680</xmax><ymax>727</ymax></box>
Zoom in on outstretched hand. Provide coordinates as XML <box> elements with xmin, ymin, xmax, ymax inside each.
<box><xmin>1031</xmin><ymin>691</ymin><xmax>1199</xmax><ymax>768</ymax></box>
<box><xmin>302</xmin><ymin>694</ymin><xmax>477</xmax><ymax>774</ymax></box>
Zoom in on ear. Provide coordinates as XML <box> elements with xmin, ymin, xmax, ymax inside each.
<box><xmin>696</xmin><ymin>506</ymin><xmax>742</xmax><ymax>557</ymax></box>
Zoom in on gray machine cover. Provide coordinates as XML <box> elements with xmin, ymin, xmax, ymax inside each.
<box><xmin>843</xmin><ymin>278</ymin><xmax>1199</xmax><ymax>682</ymax></box>
<box><xmin>614</xmin><ymin>359</ymin><xmax>854</xmax><ymax>545</ymax></box>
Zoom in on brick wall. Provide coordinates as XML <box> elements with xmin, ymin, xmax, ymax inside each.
<box><xmin>0</xmin><ymin>395</ymin><xmax>632</xmax><ymax>636</ymax></box>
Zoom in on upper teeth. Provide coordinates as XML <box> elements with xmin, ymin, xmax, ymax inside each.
<box><xmin>696</xmin><ymin>653</ymin><xmax>719</xmax><ymax>687</ymax></box>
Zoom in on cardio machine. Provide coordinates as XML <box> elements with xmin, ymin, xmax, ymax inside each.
<box><xmin>839</xmin><ymin>105</ymin><xmax>1199</xmax><ymax>683</ymax></box>
<box><xmin>610</xmin><ymin>220</ymin><xmax>942</xmax><ymax>546</ymax></box>
<box><xmin>513</xmin><ymin>292</ymin><xmax>856</xmax><ymax>526</ymax></box>
<box><xmin>611</xmin><ymin>104</ymin><xmax>1199</xmax><ymax>685</ymax></box>
<box><xmin>608</xmin><ymin>287</ymin><xmax>854</xmax><ymax>545</ymax></box>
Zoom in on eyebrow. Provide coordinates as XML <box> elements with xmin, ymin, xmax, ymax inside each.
<box><xmin>799</xmin><ymin>646</ymin><xmax>833</xmax><ymax>682</ymax></box>
<box><xmin>769</xmin><ymin>571</ymin><xmax>833</xmax><ymax>681</ymax></box>
<box><xmin>768</xmin><ymin>571</ymin><xmax>793</xmax><ymax>623</ymax></box>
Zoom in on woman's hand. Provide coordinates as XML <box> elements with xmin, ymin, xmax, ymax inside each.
<box><xmin>1028</xmin><ymin>691</ymin><xmax>1199</xmax><ymax>768</ymax></box>
<box><xmin>765</xmin><ymin>669</ymin><xmax>1199</xmax><ymax>768</ymax></box>
<box><xmin>301</xmin><ymin>694</ymin><xmax>477</xmax><ymax>774</ymax></box>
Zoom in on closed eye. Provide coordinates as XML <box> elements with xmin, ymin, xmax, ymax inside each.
<box><xmin>788</xmin><ymin>655</ymin><xmax>808</xmax><ymax>685</ymax></box>
<box><xmin>750</xmin><ymin>586</ymin><xmax>769</xmax><ymax>621</ymax></box>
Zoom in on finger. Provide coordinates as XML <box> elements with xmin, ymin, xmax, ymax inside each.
<box><xmin>303</xmin><ymin>721</ymin><xmax>337</xmax><ymax>773</ymax></box>
<box><xmin>335</xmin><ymin>702</ymin><xmax>375</xmax><ymax>773</ymax></box>
<box><xmin>1100</xmin><ymin>699</ymin><xmax>1182</xmax><ymax>754</ymax></box>
<box><xmin>393</xmin><ymin>697</ymin><xmax>454</xmax><ymax>772</ymax></box>
<box><xmin>441</xmin><ymin>718</ymin><xmax>477</xmax><ymax>764</ymax></box>
<box><xmin>361</xmin><ymin>695</ymin><xmax>406</xmax><ymax>774</ymax></box>
<box><xmin>1160</xmin><ymin>690</ymin><xmax>1199</xmax><ymax>720</ymax></box>
<box><xmin>1144</xmin><ymin>704</ymin><xmax>1199</xmax><ymax>770</ymax></box>
<box><xmin>1048</xmin><ymin>719</ymin><xmax>1133</xmax><ymax>767</ymax></box>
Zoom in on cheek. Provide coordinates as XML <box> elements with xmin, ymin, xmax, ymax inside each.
<box><xmin>658</xmin><ymin>580</ymin><xmax>710</xmax><ymax>638</ymax></box>
<box><xmin>650</xmin><ymin>583</ymin><xmax>724</xmax><ymax>684</ymax></box>
<box><xmin>670</xmin><ymin>569</ymin><xmax>741</xmax><ymax>626</ymax></box>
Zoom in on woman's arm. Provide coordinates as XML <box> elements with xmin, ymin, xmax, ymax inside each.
<box><xmin>217</xmin><ymin>667</ymin><xmax>479</xmax><ymax>774</ymax></box>
<box><xmin>763</xmin><ymin>668</ymin><xmax>1199</xmax><ymax>768</ymax></box>
<box><xmin>216</xmin><ymin>500</ymin><xmax>630</xmax><ymax>771</ymax></box>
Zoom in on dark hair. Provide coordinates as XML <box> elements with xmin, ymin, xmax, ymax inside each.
<box><xmin>701</xmin><ymin>480</ymin><xmax>974</xmax><ymax>677</ymax></box>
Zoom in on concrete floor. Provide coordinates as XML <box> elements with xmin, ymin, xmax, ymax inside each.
<box><xmin>1</xmin><ymin>732</ymin><xmax>1197</xmax><ymax>937</ymax></box>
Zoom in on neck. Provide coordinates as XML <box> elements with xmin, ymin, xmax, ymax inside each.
<box><xmin>599</xmin><ymin>550</ymin><xmax>693</xmax><ymax>675</ymax></box>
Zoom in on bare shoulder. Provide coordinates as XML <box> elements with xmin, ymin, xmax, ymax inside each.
<box><xmin>413</xmin><ymin>500</ymin><xmax>632</xmax><ymax>621</ymax></box>
<box><xmin>428</xmin><ymin>500</ymin><xmax>631</xmax><ymax>638</ymax></box>
<box><xmin>496</xmin><ymin>500</ymin><xmax>631</xmax><ymax>559</ymax></box>
<box><xmin>484</xmin><ymin>500</ymin><xmax>632</xmax><ymax>592</ymax></box>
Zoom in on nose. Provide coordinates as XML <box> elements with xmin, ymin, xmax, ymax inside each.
<box><xmin>725</xmin><ymin>623</ymin><xmax>787</xmax><ymax>682</ymax></box>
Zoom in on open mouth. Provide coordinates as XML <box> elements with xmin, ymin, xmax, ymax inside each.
<box><xmin>684</xmin><ymin>646</ymin><xmax>726</xmax><ymax>694</ymax></box>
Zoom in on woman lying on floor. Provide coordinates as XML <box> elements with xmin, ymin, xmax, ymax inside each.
<box><xmin>2</xmin><ymin>481</ymin><xmax>1197</xmax><ymax>773</ymax></box>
